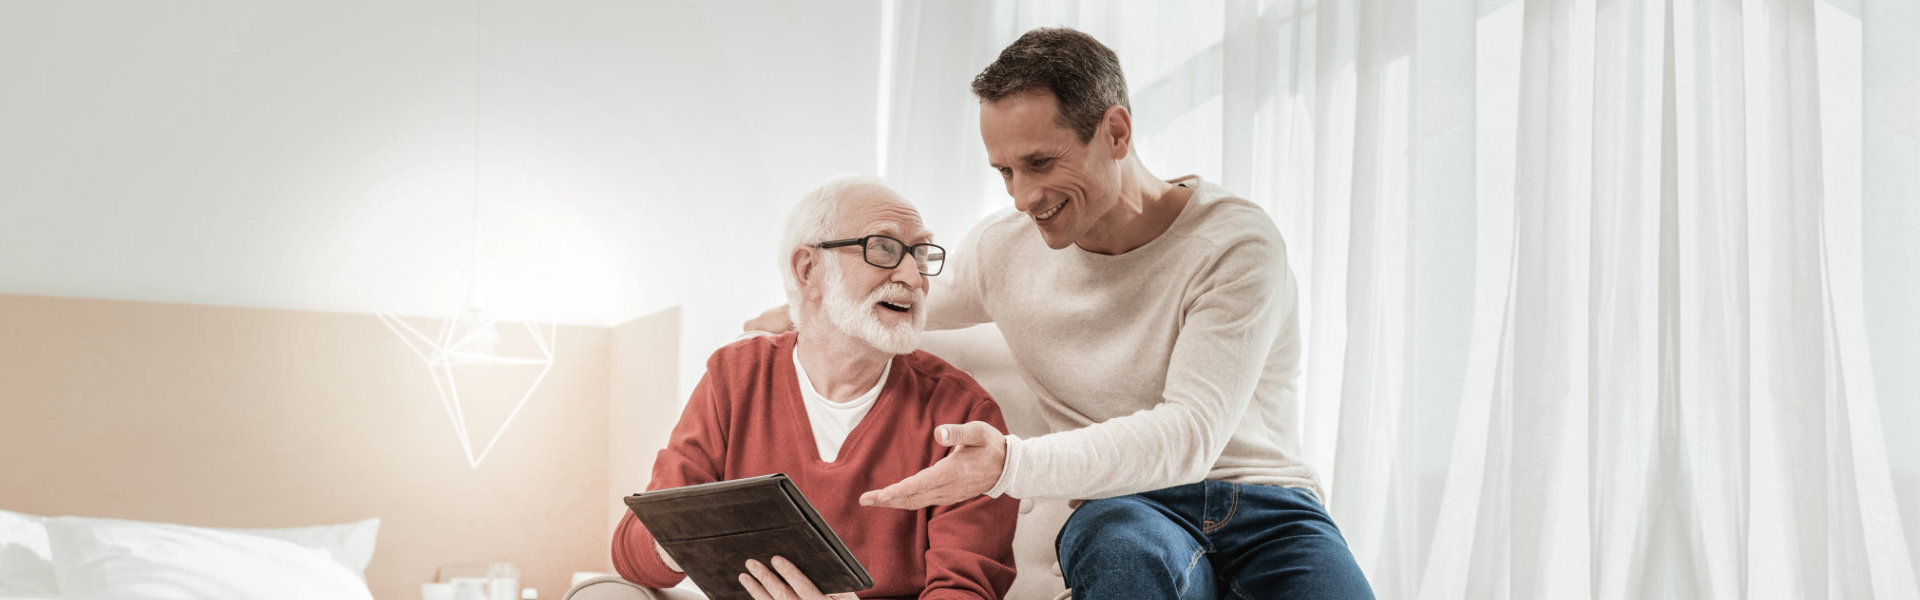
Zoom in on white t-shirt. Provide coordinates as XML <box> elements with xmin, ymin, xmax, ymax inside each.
<box><xmin>791</xmin><ymin>351</ymin><xmax>886</xmax><ymax>462</ymax></box>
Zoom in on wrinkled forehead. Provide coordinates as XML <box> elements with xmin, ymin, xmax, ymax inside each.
<box><xmin>838</xmin><ymin>194</ymin><xmax>933</xmax><ymax>243</ymax></box>
<box><xmin>980</xmin><ymin>92</ymin><xmax>1078</xmax><ymax>163</ymax></box>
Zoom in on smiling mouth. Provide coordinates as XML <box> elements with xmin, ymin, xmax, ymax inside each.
<box><xmin>1032</xmin><ymin>199</ymin><xmax>1067</xmax><ymax>222</ymax></box>
<box><xmin>877</xmin><ymin>301</ymin><xmax>912</xmax><ymax>313</ymax></box>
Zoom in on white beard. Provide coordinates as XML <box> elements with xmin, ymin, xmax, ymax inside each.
<box><xmin>820</xmin><ymin>259</ymin><xmax>926</xmax><ymax>355</ymax></box>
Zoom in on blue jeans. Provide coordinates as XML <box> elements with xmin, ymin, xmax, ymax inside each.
<box><xmin>1056</xmin><ymin>481</ymin><xmax>1374</xmax><ymax>600</ymax></box>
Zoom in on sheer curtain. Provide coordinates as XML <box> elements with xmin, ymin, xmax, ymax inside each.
<box><xmin>880</xmin><ymin>0</ymin><xmax>1920</xmax><ymax>597</ymax></box>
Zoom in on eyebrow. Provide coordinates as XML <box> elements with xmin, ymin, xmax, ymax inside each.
<box><xmin>990</xmin><ymin>150</ymin><xmax>1058</xmax><ymax>170</ymax></box>
<box><xmin>865</xmin><ymin>224</ymin><xmax>933</xmax><ymax>245</ymax></box>
<box><xmin>859</xmin><ymin>222</ymin><xmax>930</xmax><ymax>241</ymax></box>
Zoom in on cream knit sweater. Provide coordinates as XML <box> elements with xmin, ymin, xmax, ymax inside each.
<box><xmin>929</xmin><ymin>177</ymin><xmax>1321</xmax><ymax>500</ymax></box>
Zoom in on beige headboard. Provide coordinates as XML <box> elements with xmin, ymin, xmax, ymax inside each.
<box><xmin>0</xmin><ymin>294</ymin><xmax>682</xmax><ymax>599</ymax></box>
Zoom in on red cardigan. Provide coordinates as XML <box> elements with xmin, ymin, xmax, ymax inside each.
<box><xmin>612</xmin><ymin>333</ymin><xmax>1018</xmax><ymax>600</ymax></box>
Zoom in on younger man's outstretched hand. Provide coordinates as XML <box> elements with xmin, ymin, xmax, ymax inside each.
<box><xmin>859</xmin><ymin>421</ymin><xmax>1006</xmax><ymax>510</ymax></box>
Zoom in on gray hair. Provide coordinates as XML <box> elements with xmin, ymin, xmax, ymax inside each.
<box><xmin>780</xmin><ymin>175</ymin><xmax>898</xmax><ymax>328</ymax></box>
<box><xmin>971</xmin><ymin>27</ymin><xmax>1130</xmax><ymax>144</ymax></box>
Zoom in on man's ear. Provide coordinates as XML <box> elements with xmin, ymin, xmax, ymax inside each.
<box><xmin>1102</xmin><ymin>105</ymin><xmax>1133</xmax><ymax>160</ymax></box>
<box><xmin>792</xmin><ymin>247</ymin><xmax>820</xmax><ymax>300</ymax></box>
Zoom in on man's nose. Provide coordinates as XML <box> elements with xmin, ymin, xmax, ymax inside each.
<box><xmin>888</xmin><ymin>255</ymin><xmax>926</xmax><ymax>287</ymax></box>
<box><xmin>1010</xmin><ymin>174</ymin><xmax>1045</xmax><ymax>212</ymax></box>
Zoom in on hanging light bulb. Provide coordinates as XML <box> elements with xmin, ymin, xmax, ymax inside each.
<box><xmin>442</xmin><ymin>275</ymin><xmax>503</xmax><ymax>365</ymax></box>
<box><xmin>444</xmin><ymin>308</ymin><xmax>503</xmax><ymax>365</ymax></box>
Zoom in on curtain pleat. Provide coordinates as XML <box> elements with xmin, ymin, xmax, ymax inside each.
<box><xmin>1587</xmin><ymin>0</ymin><xmax>1666</xmax><ymax>596</ymax></box>
<box><xmin>1329</xmin><ymin>0</ymin><xmax>1416</xmax><ymax>593</ymax></box>
<box><xmin>1672</xmin><ymin>0</ymin><xmax>1753</xmax><ymax>596</ymax></box>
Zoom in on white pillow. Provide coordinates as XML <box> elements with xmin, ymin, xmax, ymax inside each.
<box><xmin>46</xmin><ymin>516</ymin><xmax>376</xmax><ymax>600</ymax></box>
<box><xmin>0</xmin><ymin>509</ymin><xmax>56</xmax><ymax>594</ymax></box>
<box><xmin>0</xmin><ymin>510</ymin><xmax>380</xmax><ymax>585</ymax></box>
<box><xmin>227</xmin><ymin>517</ymin><xmax>381</xmax><ymax>580</ymax></box>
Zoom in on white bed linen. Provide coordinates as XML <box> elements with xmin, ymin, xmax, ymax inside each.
<box><xmin>46</xmin><ymin>516</ymin><xmax>375</xmax><ymax>600</ymax></box>
<box><xmin>1</xmin><ymin>509</ymin><xmax>378</xmax><ymax>600</ymax></box>
<box><xmin>0</xmin><ymin>511</ymin><xmax>54</xmax><ymax>595</ymax></box>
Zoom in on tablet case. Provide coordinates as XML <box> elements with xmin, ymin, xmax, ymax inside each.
<box><xmin>623</xmin><ymin>473</ymin><xmax>873</xmax><ymax>600</ymax></box>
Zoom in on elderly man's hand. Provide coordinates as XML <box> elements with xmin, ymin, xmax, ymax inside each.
<box><xmin>740</xmin><ymin>557</ymin><xmax>858</xmax><ymax>600</ymax></box>
<box><xmin>743</xmin><ymin>305</ymin><xmax>794</xmax><ymax>334</ymax></box>
<box><xmin>654</xmin><ymin>540</ymin><xmax>681</xmax><ymax>573</ymax></box>
<box><xmin>859</xmin><ymin>422</ymin><xmax>1006</xmax><ymax>509</ymax></box>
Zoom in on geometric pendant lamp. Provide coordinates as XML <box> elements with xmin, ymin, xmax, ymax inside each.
<box><xmin>375</xmin><ymin>274</ymin><xmax>556</xmax><ymax>469</ymax></box>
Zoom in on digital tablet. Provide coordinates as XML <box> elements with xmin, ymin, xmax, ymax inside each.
<box><xmin>623</xmin><ymin>473</ymin><xmax>873</xmax><ymax>600</ymax></box>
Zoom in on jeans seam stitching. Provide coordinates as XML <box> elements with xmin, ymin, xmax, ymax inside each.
<box><xmin>1204</xmin><ymin>484</ymin><xmax>1241</xmax><ymax>534</ymax></box>
<box><xmin>1178</xmin><ymin>546</ymin><xmax>1207</xmax><ymax>597</ymax></box>
<box><xmin>1229</xmin><ymin>578</ymin><xmax>1254</xmax><ymax>600</ymax></box>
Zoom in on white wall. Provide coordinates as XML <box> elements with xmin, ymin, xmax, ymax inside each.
<box><xmin>0</xmin><ymin>1</ymin><xmax>883</xmax><ymax>397</ymax></box>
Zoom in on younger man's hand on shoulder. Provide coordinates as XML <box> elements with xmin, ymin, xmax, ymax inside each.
<box><xmin>743</xmin><ymin>305</ymin><xmax>794</xmax><ymax>334</ymax></box>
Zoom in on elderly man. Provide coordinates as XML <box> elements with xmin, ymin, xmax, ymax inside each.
<box><xmin>612</xmin><ymin>176</ymin><xmax>1017</xmax><ymax>600</ymax></box>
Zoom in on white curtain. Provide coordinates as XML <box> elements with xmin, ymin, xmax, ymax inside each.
<box><xmin>882</xmin><ymin>0</ymin><xmax>1920</xmax><ymax>597</ymax></box>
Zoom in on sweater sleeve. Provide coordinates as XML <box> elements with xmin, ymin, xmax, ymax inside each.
<box><xmin>987</xmin><ymin>230</ymin><xmax>1294</xmax><ymax>500</ymax></box>
<box><xmin>926</xmin><ymin>212</ymin><xmax>1000</xmax><ymax>331</ymax></box>
<box><xmin>920</xmin><ymin>396</ymin><xmax>1020</xmax><ymax>600</ymax></box>
<box><xmin>612</xmin><ymin>368</ymin><xmax>730</xmax><ymax>587</ymax></box>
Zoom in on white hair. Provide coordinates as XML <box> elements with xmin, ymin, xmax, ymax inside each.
<box><xmin>780</xmin><ymin>175</ymin><xmax>901</xmax><ymax>328</ymax></box>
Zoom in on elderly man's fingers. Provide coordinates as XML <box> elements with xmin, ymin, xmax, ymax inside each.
<box><xmin>770</xmin><ymin>556</ymin><xmax>826</xmax><ymax>597</ymax></box>
<box><xmin>744</xmin><ymin>559</ymin><xmax>794</xmax><ymax>600</ymax></box>
<box><xmin>741</xmin><ymin>572</ymin><xmax>774</xmax><ymax>600</ymax></box>
<box><xmin>654</xmin><ymin>540</ymin><xmax>681</xmax><ymax>573</ymax></box>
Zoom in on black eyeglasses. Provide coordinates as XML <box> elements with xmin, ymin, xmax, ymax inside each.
<box><xmin>816</xmin><ymin>234</ymin><xmax>946</xmax><ymax>276</ymax></box>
